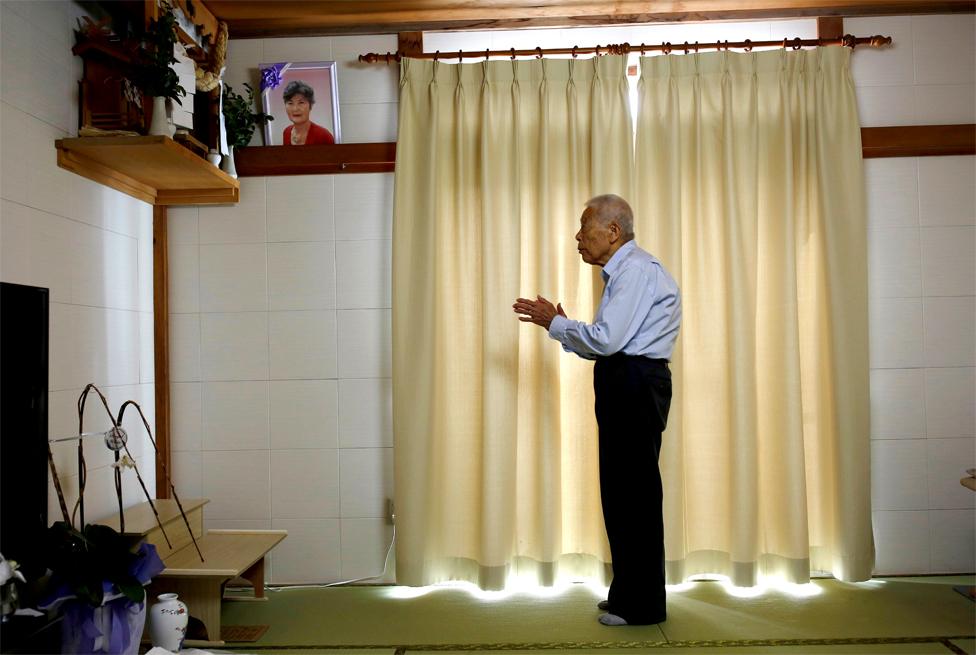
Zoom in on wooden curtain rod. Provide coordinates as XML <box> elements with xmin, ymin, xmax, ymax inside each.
<box><xmin>359</xmin><ymin>34</ymin><xmax>890</xmax><ymax>63</ymax></box>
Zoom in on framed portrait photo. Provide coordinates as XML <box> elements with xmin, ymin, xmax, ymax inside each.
<box><xmin>258</xmin><ymin>61</ymin><xmax>341</xmax><ymax>146</ymax></box>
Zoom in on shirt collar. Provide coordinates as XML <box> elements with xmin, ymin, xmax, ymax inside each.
<box><xmin>601</xmin><ymin>240</ymin><xmax>636</xmax><ymax>281</ymax></box>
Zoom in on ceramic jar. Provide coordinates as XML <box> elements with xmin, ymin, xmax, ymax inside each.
<box><xmin>148</xmin><ymin>593</ymin><xmax>188</xmax><ymax>652</ymax></box>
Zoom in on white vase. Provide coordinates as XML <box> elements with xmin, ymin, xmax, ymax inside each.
<box><xmin>221</xmin><ymin>145</ymin><xmax>238</xmax><ymax>178</ymax></box>
<box><xmin>148</xmin><ymin>593</ymin><xmax>188</xmax><ymax>652</ymax></box>
<box><xmin>148</xmin><ymin>97</ymin><xmax>172</xmax><ymax>137</ymax></box>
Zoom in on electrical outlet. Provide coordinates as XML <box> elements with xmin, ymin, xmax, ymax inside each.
<box><xmin>386</xmin><ymin>498</ymin><xmax>396</xmax><ymax>525</ymax></box>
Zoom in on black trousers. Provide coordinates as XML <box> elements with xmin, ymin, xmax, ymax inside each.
<box><xmin>594</xmin><ymin>353</ymin><xmax>671</xmax><ymax>624</ymax></box>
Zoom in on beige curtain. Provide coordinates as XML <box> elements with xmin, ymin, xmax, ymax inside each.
<box><xmin>392</xmin><ymin>56</ymin><xmax>633</xmax><ymax>588</ymax></box>
<box><xmin>635</xmin><ymin>46</ymin><xmax>874</xmax><ymax>585</ymax></box>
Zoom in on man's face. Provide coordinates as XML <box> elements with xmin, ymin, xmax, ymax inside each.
<box><xmin>575</xmin><ymin>207</ymin><xmax>614</xmax><ymax>266</ymax></box>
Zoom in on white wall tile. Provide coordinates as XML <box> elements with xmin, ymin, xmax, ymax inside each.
<box><xmin>922</xmin><ymin>297</ymin><xmax>976</xmax><ymax>367</ymax></box>
<box><xmin>201</xmin><ymin>450</ymin><xmax>270</xmax><ymax>520</ymax></box>
<box><xmin>924</xmin><ymin>367</ymin><xmax>976</xmax><ymax>439</ymax></box>
<box><xmin>262</xmin><ymin>36</ymin><xmax>333</xmax><ymax>64</ymax></box>
<box><xmin>199</xmin><ymin>243</ymin><xmax>268</xmax><ymax>312</ymax></box>
<box><xmin>267</xmin><ymin>175</ymin><xmax>335</xmax><ymax>242</ymax></box>
<box><xmin>269</xmin><ymin>518</ymin><xmax>341</xmax><ymax>583</ymax></box>
<box><xmin>199</xmin><ymin>178</ymin><xmax>267</xmax><ymax>243</ymax></box>
<box><xmin>914</xmin><ymin>84</ymin><xmax>976</xmax><ymax>126</ymax></box>
<box><xmin>269</xmin><ymin>310</ymin><xmax>338</xmax><ymax>379</ymax></box>
<box><xmin>871</xmin><ymin>439</ymin><xmax>929</xmax><ymax>511</ymax></box>
<box><xmin>855</xmin><ymin>85</ymin><xmax>917</xmax><ymax>127</ymax></box>
<box><xmin>170</xmin><ymin>450</ymin><xmax>203</xmax><ymax>498</ymax></box>
<box><xmin>169</xmin><ymin>314</ymin><xmax>201</xmax><ymax>382</ymax></box>
<box><xmin>340</xmin><ymin>519</ymin><xmax>395</xmax><ymax>581</ymax></box>
<box><xmin>168</xmin><ymin>243</ymin><xmax>200</xmax><ymax>314</ymax></box>
<box><xmin>869</xmin><ymin>368</ymin><xmax>925</xmax><ymax>439</ymax></box>
<box><xmin>0</xmin><ymin>7</ymin><xmax>34</xmax><ymax>116</ymax></box>
<box><xmin>200</xmin><ymin>312</ymin><xmax>270</xmax><ymax>381</ymax></box>
<box><xmin>271</xmin><ymin>449</ymin><xmax>340</xmax><ymax>518</ymax></box>
<box><xmin>70</xmin><ymin>222</ymin><xmax>140</xmax><ymax>311</ymax></box>
<box><xmin>912</xmin><ymin>15</ymin><xmax>976</xmax><ymax>86</ymax></box>
<box><xmin>26</xmin><ymin>119</ymin><xmax>75</xmax><ymax>220</ymax></box>
<box><xmin>1</xmin><ymin>201</ymin><xmax>73</xmax><ymax>303</ymax></box>
<box><xmin>929</xmin><ymin>509</ymin><xmax>976</xmax><ymax>573</ymax></box>
<box><xmin>339</xmin><ymin>447</ymin><xmax>393</xmax><ymax>518</ymax></box>
<box><xmin>268</xmin><ymin>242</ymin><xmax>336</xmax><ymax>310</ymax></box>
<box><xmin>927</xmin><ymin>438</ymin><xmax>976</xmax><ymax>510</ymax></box>
<box><xmin>334</xmin><ymin>173</ymin><xmax>394</xmax><ymax>240</ymax></box>
<box><xmin>872</xmin><ymin>510</ymin><xmax>930</xmax><ymax>575</ymax></box>
<box><xmin>863</xmin><ymin>158</ymin><xmax>919</xmax><ymax>229</ymax></box>
<box><xmin>917</xmin><ymin>156</ymin><xmax>976</xmax><ymax>227</ymax></box>
<box><xmin>338</xmin><ymin>102</ymin><xmax>398</xmax><ymax>143</ymax></box>
<box><xmin>338</xmin><ymin>378</ymin><xmax>393</xmax><ymax>448</ymax></box>
<box><xmin>270</xmin><ymin>380</ymin><xmax>339</xmax><ymax>449</ymax></box>
<box><xmin>202</xmin><ymin>381</ymin><xmax>270</xmax><ymax>451</ymax></box>
<box><xmin>336</xmin><ymin>239</ymin><xmax>391</xmax><ymax>309</ymax></box>
<box><xmin>920</xmin><ymin>226</ymin><xmax>976</xmax><ymax>297</ymax></box>
<box><xmin>49</xmin><ymin>304</ymin><xmax>140</xmax><ymax>391</ymax></box>
<box><xmin>868</xmin><ymin>228</ymin><xmax>922</xmax><ymax>298</ymax></box>
<box><xmin>167</xmin><ymin>207</ymin><xmax>199</xmax><ymax>244</ymax></box>
<box><xmin>337</xmin><ymin>309</ymin><xmax>392</xmax><ymax>378</ymax></box>
<box><xmin>848</xmin><ymin>17</ymin><xmax>914</xmax><ymax>87</ymax></box>
<box><xmin>139</xmin><ymin>312</ymin><xmax>154</xmax><ymax>384</ymax></box>
<box><xmin>869</xmin><ymin>297</ymin><xmax>924</xmax><ymax>369</ymax></box>
<box><xmin>0</xmin><ymin>103</ymin><xmax>31</xmax><ymax>204</ymax></box>
<box><xmin>171</xmin><ymin>382</ymin><xmax>202</xmax><ymax>452</ymax></box>
<box><xmin>333</xmin><ymin>35</ymin><xmax>399</xmax><ymax>104</ymax></box>
<box><xmin>205</xmin><ymin>519</ymin><xmax>272</xmax><ymax>532</ymax></box>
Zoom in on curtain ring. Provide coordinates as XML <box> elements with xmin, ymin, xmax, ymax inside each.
<box><xmin>458</xmin><ymin>50</ymin><xmax>463</xmax><ymax>63</ymax></box>
<box><xmin>663</xmin><ymin>42</ymin><xmax>672</xmax><ymax>55</ymax></box>
<box><xmin>640</xmin><ymin>43</ymin><xmax>646</xmax><ymax>56</ymax></box>
<box><xmin>694</xmin><ymin>41</ymin><xmax>699</xmax><ymax>53</ymax></box>
<box><xmin>535</xmin><ymin>46</ymin><xmax>543</xmax><ymax>59</ymax></box>
<box><xmin>842</xmin><ymin>34</ymin><xmax>856</xmax><ymax>49</ymax></box>
<box><xmin>572</xmin><ymin>45</ymin><xmax>578</xmax><ymax>58</ymax></box>
<box><xmin>744</xmin><ymin>39</ymin><xmax>753</xmax><ymax>52</ymax></box>
<box><xmin>510</xmin><ymin>47</ymin><xmax>516</xmax><ymax>60</ymax></box>
<box><xmin>595</xmin><ymin>44</ymin><xmax>601</xmax><ymax>56</ymax></box>
<box><xmin>782</xmin><ymin>38</ymin><xmax>788</xmax><ymax>49</ymax></box>
<box><xmin>792</xmin><ymin>37</ymin><xmax>803</xmax><ymax>50</ymax></box>
<box><xmin>682</xmin><ymin>41</ymin><xmax>689</xmax><ymax>54</ymax></box>
<box><xmin>485</xmin><ymin>48</ymin><xmax>490</xmax><ymax>61</ymax></box>
<box><xmin>434</xmin><ymin>50</ymin><xmax>439</xmax><ymax>62</ymax></box>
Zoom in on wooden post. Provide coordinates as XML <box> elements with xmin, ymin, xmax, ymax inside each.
<box><xmin>817</xmin><ymin>16</ymin><xmax>844</xmax><ymax>39</ymax></box>
<box><xmin>153</xmin><ymin>205</ymin><xmax>171</xmax><ymax>499</ymax></box>
<box><xmin>398</xmin><ymin>31</ymin><xmax>424</xmax><ymax>57</ymax></box>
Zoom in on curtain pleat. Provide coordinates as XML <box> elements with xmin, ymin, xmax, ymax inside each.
<box><xmin>393</xmin><ymin>56</ymin><xmax>633</xmax><ymax>588</ymax></box>
<box><xmin>635</xmin><ymin>47</ymin><xmax>874</xmax><ymax>585</ymax></box>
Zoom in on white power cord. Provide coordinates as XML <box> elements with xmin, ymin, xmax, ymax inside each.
<box><xmin>262</xmin><ymin>523</ymin><xmax>397</xmax><ymax>592</ymax></box>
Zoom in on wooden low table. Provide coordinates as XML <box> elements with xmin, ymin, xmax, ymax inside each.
<box><xmin>99</xmin><ymin>499</ymin><xmax>286</xmax><ymax>646</ymax></box>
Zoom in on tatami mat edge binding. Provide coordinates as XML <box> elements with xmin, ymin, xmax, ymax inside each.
<box><xmin>218</xmin><ymin>635</ymin><xmax>976</xmax><ymax>651</ymax></box>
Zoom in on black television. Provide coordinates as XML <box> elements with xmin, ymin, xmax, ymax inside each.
<box><xmin>0</xmin><ymin>282</ymin><xmax>50</xmax><ymax>578</ymax></box>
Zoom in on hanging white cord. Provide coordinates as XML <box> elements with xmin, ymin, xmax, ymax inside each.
<box><xmin>260</xmin><ymin>523</ymin><xmax>397</xmax><ymax>592</ymax></box>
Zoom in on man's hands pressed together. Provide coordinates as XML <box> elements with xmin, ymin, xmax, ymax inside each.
<box><xmin>513</xmin><ymin>295</ymin><xmax>566</xmax><ymax>330</ymax></box>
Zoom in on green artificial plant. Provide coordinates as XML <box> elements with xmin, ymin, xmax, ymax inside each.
<box><xmin>133</xmin><ymin>1</ymin><xmax>187</xmax><ymax>104</ymax></box>
<box><xmin>222</xmin><ymin>83</ymin><xmax>273</xmax><ymax>149</ymax></box>
<box><xmin>43</xmin><ymin>522</ymin><xmax>146</xmax><ymax>607</ymax></box>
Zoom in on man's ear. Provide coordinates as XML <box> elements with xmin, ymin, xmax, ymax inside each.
<box><xmin>608</xmin><ymin>221</ymin><xmax>621</xmax><ymax>243</ymax></box>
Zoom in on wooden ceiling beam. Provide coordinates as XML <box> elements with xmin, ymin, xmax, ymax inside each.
<box><xmin>204</xmin><ymin>0</ymin><xmax>974</xmax><ymax>38</ymax></box>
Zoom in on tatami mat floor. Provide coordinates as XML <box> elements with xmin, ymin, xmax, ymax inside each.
<box><xmin>204</xmin><ymin>576</ymin><xmax>974</xmax><ymax>655</ymax></box>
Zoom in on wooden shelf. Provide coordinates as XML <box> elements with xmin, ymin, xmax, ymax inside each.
<box><xmin>861</xmin><ymin>124</ymin><xmax>975</xmax><ymax>158</ymax></box>
<box><xmin>55</xmin><ymin>136</ymin><xmax>240</xmax><ymax>206</ymax></box>
<box><xmin>234</xmin><ymin>142</ymin><xmax>396</xmax><ymax>176</ymax></box>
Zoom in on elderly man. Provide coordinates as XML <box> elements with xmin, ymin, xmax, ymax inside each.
<box><xmin>513</xmin><ymin>194</ymin><xmax>681</xmax><ymax>626</ymax></box>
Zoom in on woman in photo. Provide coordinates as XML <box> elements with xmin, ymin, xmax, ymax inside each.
<box><xmin>282</xmin><ymin>80</ymin><xmax>335</xmax><ymax>145</ymax></box>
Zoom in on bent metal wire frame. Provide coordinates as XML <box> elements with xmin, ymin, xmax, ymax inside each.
<box><xmin>46</xmin><ymin>383</ymin><xmax>204</xmax><ymax>562</ymax></box>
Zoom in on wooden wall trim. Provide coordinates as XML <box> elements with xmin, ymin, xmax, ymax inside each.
<box><xmin>234</xmin><ymin>143</ymin><xmax>397</xmax><ymax>176</ymax></box>
<box><xmin>817</xmin><ymin>16</ymin><xmax>844</xmax><ymax>39</ymax></box>
<box><xmin>206</xmin><ymin>0</ymin><xmax>974</xmax><ymax>38</ymax></box>
<box><xmin>861</xmin><ymin>124</ymin><xmax>976</xmax><ymax>158</ymax></box>
<box><xmin>153</xmin><ymin>206</ymin><xmax>171</xmax><ymax>499</ymax></box>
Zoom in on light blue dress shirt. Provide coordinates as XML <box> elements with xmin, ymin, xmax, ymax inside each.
<box><xmin>548</xmin><ymin>240</ymin><xmax>682</xmax><ymax>360</ymax></box>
